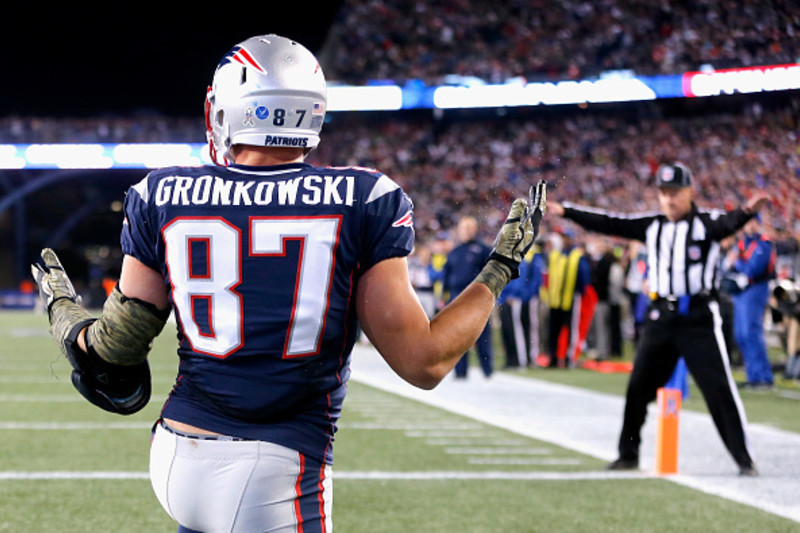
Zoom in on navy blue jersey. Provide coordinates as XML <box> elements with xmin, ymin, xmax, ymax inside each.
<box><xmin>120</xmin><ymin>162</ymin><xmax>414</xmax><ymax>463</ymax></box>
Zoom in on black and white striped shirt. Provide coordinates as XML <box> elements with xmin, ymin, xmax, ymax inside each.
<box><xmin>561</xmin><ymin>202</ymin><xmax>754</xmax><ymax>299</ymax></box>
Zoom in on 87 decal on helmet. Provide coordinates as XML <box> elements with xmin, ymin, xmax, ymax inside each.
<box><xmin>205</xmin><ymin>34</ymin><xmax>327</xmax><ymax>165</ymax></box>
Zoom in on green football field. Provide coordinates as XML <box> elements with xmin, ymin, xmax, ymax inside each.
<box><xmin>0</xmin><ymin>310</ymin><xmax>797</xmax><ymax>532</ymax></box>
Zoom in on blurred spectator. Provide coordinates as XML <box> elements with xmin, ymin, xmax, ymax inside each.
<box><xmin>718</xmin><ymin>235</ymin><xmax>742</xmax><ymax>366</ymax></box>
<box><xmin>322</xmin><ymin>0</ymin><xmax>800</xmax><ymax>85</ymax></box>
<box><xmin>587</xmin><ymin>237</ymin><xmax>625</xmax><ymax>360</ymax></box>
<box><xmin>544</xmin><ymin>228</ymin><xmax>591</xmax><ymax>368</ymax></box>
<box><xmin>727</xmin><ymin>215</ymin><xmax>777</xmax><ymax>388</ymax></box>
<box><xmin>442</xmin><ymin>216</ymin><xmax>495</xmax><ymax>379</ymax></box>
<box><xmin>497</xmin><ymin>270</ymin><xmax>526</xmax><ymax>370</ymax></box>
<box><xmin>623</xmin><ymin>241</ymin><xmax>649</xmax><ymax>347</ymax></box>
<box><xmin>771</xmin><ymin>279</ymin><xmax>800</xmax><ymax>379</ymax></box>
<box><xmin>520</xmin><ymin>243</ymin><xmax>547</xmax><ymax>366</ymax></box>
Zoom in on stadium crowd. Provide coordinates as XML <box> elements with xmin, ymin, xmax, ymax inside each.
<box><xmin>0</xmin><ymin>114</ymin><xmax>204</xmax><ymax>144</ymax></box>
<box><xmin>321</xmin><ymin>0</ymin><xmax>800</xmax><ymax>84</ymax></box>
<box><xmin>2</xmin><ymin>97</ymin><xmax>798</xmax><ymax>266</ymax></box>
<box><xmin>309</xmin><ymin>98</ymin><xmax>800</xmax><ymax>251</ymax></box>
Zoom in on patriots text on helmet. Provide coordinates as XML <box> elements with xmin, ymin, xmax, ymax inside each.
<box><xmin>263</xmin><ymin>135</ymin><xmax>309</xmax><ymax>148</ymax></box>
<box><xmin>153</xmin><ymin>175</ymin><xmax>355</xmax><ymax>207</ymax></box>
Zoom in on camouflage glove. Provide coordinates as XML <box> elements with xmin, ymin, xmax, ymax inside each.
<box><xmin>475</xmin><ymin>199</ymin><xmax>534</xmax><ymax>298</ymax></box>
<box><xmin>31</xmin><ymin>248</ymin><xmax>80</xmax><ymax>311</ymax></box>
<box><xmin>475</xmin><ymin>181</ymin><xmax>546</xmax><ymax>299</ymax></box>
<box><xmin>31</xmin><ymin>248</ymin><xmax>94</xmax><ymax>350</ymax></box>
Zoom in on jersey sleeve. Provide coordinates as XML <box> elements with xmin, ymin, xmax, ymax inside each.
<box><xmin>359</xmin><ymin>172</ymin><xmax>415</xmax><ymax>270</ymax></box>
<box><xmin>120</xmin><ymin>174</ymin><xmax>161</xmax><ymax>272</ymax></box>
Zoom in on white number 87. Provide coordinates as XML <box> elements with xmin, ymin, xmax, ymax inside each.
<box><xmin>163</xmin><ymin>216</ymin><xmax>340</xmax><ymax>359</ymax></box>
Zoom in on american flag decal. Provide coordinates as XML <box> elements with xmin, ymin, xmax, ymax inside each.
<box><xmin>313</xmin><ymin>102</ymin><xmax>324</xmax><ymax>115</ymax></box>
<box><xmin>392</xmin><ymin>210</ymin><xmax>413</xmax><ymax>228</ymax></box>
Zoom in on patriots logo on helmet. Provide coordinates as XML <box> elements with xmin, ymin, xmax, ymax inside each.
<box><xmin>219</xmin><ymin>46</ymin><xmax>267</xmax><ymax>73</ymax></box>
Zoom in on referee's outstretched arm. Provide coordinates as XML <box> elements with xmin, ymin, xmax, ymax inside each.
<box><xmin>548</xmin><ymin>201</ymin><xmax>653</xmax><ymax>242</ymax></box>
<box><xmin>547</xmin><ymin>190</ymin><xmax>770</xmax><ymax>242</ymax></box>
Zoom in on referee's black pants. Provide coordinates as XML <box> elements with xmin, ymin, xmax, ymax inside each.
<box><xmin>616</xmin><ymin>298</ymin><xmax>755</xmax><ymax>469</ymax></box>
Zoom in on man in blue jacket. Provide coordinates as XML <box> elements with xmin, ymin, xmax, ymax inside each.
<box><xmin>730</xmin><ymin>215</ymin><xmax>776</xmax><ymax>388</ymax></box>
<box><xmin>444</xmin><ymin>215</ymin><xmax>495</xmax><ymax>378</ymax></box>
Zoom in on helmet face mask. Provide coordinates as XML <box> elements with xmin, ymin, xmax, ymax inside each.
<box><xmin>205</xmin><ymin>34</ymin><xmax>327</xmax><ymax>165</ymax></box>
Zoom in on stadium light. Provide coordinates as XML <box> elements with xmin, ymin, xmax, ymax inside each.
<box><xmin>327</xmin><ymin>85</ymin><xmax>404</xmax><ymax>111</ymax></box>
<box><xmin>0</xmin><ymin>144</ymin><xmax>212</xmax><ymax>169</ymax></box>
<box><xmin>432</xmin><ymin>78</ymin><xmax>657</xmax><ymax>108</ymax></box>
<box><xmin>24</xmin><ymin>144</ymin><xmax>114</xmax><ymax>169</ymax></box>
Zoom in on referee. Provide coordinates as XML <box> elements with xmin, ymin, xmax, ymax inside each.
<box><xmin>548</xmin><ymin>162</ymin><xmax>769</xmax><ymax>476</ymax></box>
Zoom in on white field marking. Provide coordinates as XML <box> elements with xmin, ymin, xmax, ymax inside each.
<box><xmin>0</xmin><ymin>364</ymin><xmax>56</xmax><ymax>371</ymax></box>
<box><xmin>774</xmin><ymin>389</ymin><xmax>800</xmax><ymax>401</ymax></box>
<box><xmin>0</xmin><ymin>374</ymin><xmax>176</xmax><ymax>384</ymax></box>
<box><xmin>352</xmin><ymin>413</ymin><xmax>455</xmax><ymax>422</ymax></box>
<box><xmin>345</xmin><ymin>399</ymin><xmax>425</xmax><ymax>406</ymax></box>
<box><xmin>404</xmin><ymin>430</ymin><xmax>492</xmax><ymax>438</ymax></box>
<box><xmin>340</xmin><ymin>422</ymin><xmax>482</xmax><ymax>430</ymax></box>
<box><xmin>0</xmin><ymin>394</ymin><xmax>169</xmax><ymax>403</ymax></box>
<box><xmin>444</xmin><ymin>447</ymin><xmax>553</xmax><ymax>455</ymax></box>
<box><xmin>0</xmin><ymin>471</ymin><xmax>149</xmax><ymax>480</ymax></box>
<box><xmin>347</xmin><ymin>404</ymin><xmax>447</xmax><ymax>412</ymax></box>
<box><xmin>351</xmin><ymin>416</ymin><xmax>459</xmax><ymax>424</ymax></box>
<box><xmin>0</xmin><ymin>377</ymin><xmax>68</xmax><ymax>384</ymax></box>
<box><xmin>0</xmin><ymin>422</ymin><xmax>153</xmax><ymax>430</ymax></box>
<box><xmin>0</xmin><ymin>470</ymin><xmax>651</xmax><ymax>481</ymax></box>
<box><xmin>346</xmin><ymin>409</ymin><xmax>457</xmax><ymax>420</ymax></box>
<box><xmin>333</xmin><ymin>470</ymin><xmax>651</xmax><ymax>480</ymax></box>
<box><xmin>424</xmin><ymin>438</ymin><xmax>533</xmax><ymax>446</ymax></box>
<box><xmin>0</xmin><ymin>395</ymin><xmax>84</xmax><ymax>402</ymax></box>
<box><xmin>341</xmin><ymin>396</ymin><xmax>403</xmax><ymax>403</ymax></box>
<box><xmin>467</xmin><ymin>458</ymin><xmax>583</xmax><ymax>466</ymax></box>
<box><xmin>344</xmin><ymin>403</ymin><xmax>405</xmax><ymax>410</ymax></box>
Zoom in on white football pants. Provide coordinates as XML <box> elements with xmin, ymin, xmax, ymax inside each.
<box><xmin>150</xmin><ymin>421</ymin><xmax>333</xmax><ymax>533</ymax></box>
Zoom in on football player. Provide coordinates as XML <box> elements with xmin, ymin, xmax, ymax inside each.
<box><xmin>31</xmin><ymin>34</ymin><xmax>545</xmax><ymax>532</ymax></box>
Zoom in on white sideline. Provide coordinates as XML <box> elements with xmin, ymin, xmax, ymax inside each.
<box><xmin>0</xmin><ymin>422</ymin><xmax>153</xmax><ymax>430</ymax></box>
<box><xmin>0</xmin><ymin>470</ymin><xmax>649</xmax><ymax>481</ymax></box>
<box><xmin>348</xmin><ymin>344</ymin><xmax>800</xmax><ymax>524</ymax></box>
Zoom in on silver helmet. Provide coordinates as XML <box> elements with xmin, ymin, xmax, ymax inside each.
<box><xmin>205</xmin><ymin>34</ymin><xmax>327</xmax><ymax>165</ymax></box>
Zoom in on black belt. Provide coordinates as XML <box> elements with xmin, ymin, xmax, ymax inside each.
<box><xmin>650</xmin><ymin>293</ymin><xmax>714</xmax><ymax>314</ymax></box>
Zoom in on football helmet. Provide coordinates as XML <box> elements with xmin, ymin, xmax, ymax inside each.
<box><xmin>205</xmin><ymin>34</ymin><xmax>327</xmax><ymax>165</ymax></box>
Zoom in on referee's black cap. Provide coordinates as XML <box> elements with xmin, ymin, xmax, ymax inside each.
<box><xmin>656</xmin><ymin>162</ymin><xmax>693</xmax><ymax>189</ymax></box>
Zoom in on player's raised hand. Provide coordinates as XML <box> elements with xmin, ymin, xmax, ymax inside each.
<box><xmin>524</xmin><ymin>179</ymin><xmax>547</xmax><ymax>239</ymax></box>
<box><xmin>490</xmin><ymin>197</ymin><xmax>535</xmax><ymax>274</ymax></box>
<box><xmin>31</xmin><ymin>248</ymin><xmax>80</xmax><ymax>313</ymax></box>
<box><xmin>476</xmin><ymin>192</ymin><xmax>543</xmax><ymax>299</ymax></box>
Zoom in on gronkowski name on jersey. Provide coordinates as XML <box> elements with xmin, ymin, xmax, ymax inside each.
<box><xmin>121</xmin><ymin>162</ymin><xmax>414</xmax><ymax>463</ymax></box>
